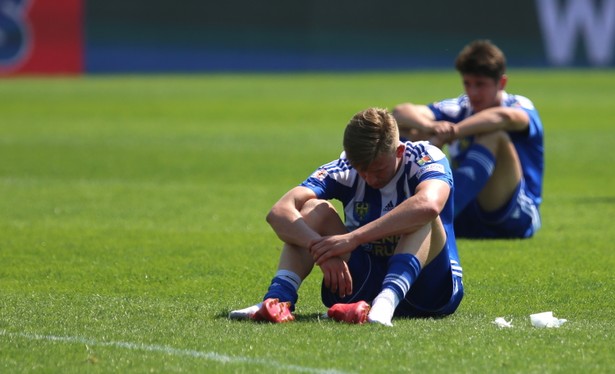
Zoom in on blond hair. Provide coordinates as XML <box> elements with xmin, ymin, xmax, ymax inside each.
<box><xmin>343</xmin><ymin>108</ymin><xmax>399</xmax><ymax>170</ymax></box>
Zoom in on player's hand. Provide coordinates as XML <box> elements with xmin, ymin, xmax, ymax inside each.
<box><xmin>429</xmin><ymin>121</ymin><xmax>456</xmax><ymax>147</ymax></box>
<box><xmin>319</xmin><ymin>257</ymin><xmax>352</xmax><ymax>298</ymax></box>
<box><xmin>309</xmin><ymin>233</ymin><xmax>357</xmax><ymax>265</ymax></box>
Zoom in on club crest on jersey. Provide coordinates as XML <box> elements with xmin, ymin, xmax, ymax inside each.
<box><xmin>416</xmin><ymin>155</ymin><xmax>434</xmax><ymax>166</ymax></box>
<box><xmin>354</xmin><ymin>202</ymin><xmax>369</xmax><ymax>221</ymax></box>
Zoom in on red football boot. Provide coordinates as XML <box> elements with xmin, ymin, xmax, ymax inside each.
<box><xmin>251</xmin><ymin>298</ymin><xmax>295</xmax><ymax>323</ymax></box>
<box><xmin>327</xmin><ymin>301</ymin><xmax>371</xmax><ymax>324</ymax></box>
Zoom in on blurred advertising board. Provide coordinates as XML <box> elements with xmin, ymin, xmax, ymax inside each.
<box><xmin>0</xmin><ymin>0</ymin><xmax>83</xmax><ymax>75</ymax></box>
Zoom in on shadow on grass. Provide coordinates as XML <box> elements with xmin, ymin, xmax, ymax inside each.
<box><xmin>571</xmin><ymin>196</ymin><xmax>615</xmax><ymax>204</ymax></box>
<box><xmin>216</xmin><ymin>309</ymin><xmax>447</xmax><ymax>323</ymax></box>
<box><xmin>216</xmin><ymin>310</ymin><xmax>326</xmax><ymax>322</ymax></box>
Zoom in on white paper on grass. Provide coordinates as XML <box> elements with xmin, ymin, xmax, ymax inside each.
<box><xmin>529</xmin><ymin>311</ymin><xmax>567</xmax><ymax>328</ymax></box>
<box><xmin>493</xmin><ymin>317</ymin><xmax>513</xmax><ymax>328</ymax></box>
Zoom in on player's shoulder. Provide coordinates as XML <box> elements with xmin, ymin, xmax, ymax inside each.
<box><xmin>430</xmin><ymin>94</ymin><xmax>471</xmax><ymax>119</ymax></box>
<box><xmin>403</xmin><ymin>141</ymin><xmax>447</xmax><ymax>164</ymax></box>
<box><xmin>404</xmin><ymin>141</ymin><xmax>451</xmax><ymax>182</ymax></box>
<box><xmin>307</xmin><ymin>153</ymin><xmax>355</xmax><ymax>184</ymax></box>
<box><xmin>325</xmin><ymin>153</ymin><xmax>352</xmax><ymax>172</ymax></box>
<box><xmin>503</xmin><ymin>91</ymin><xmax>536</xmax><ymax>111</ymax></box>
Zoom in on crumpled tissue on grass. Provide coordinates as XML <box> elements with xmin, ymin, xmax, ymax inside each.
<box><xmin>530</xmin><ymin>311</ymin><xmax>567</xmax><ymax>328</ymax></box>
<box><xmin>492</xmin><ymin>317</ymin><xmax>513</xmax><ymax>328</ymax></box>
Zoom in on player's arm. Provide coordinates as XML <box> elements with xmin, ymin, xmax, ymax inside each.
<box><xmin>310</xmin><ymin>179</ymin><xmax>450</xmax><ymax>264</ymax></box>
<box><xmin>344</xmin><ymin>178</ymin><xmax>449</xmax><ymax>246</ymax></box>
<box><xmin>266</xmin><ymin>186</ymin><xmax>321</xmax><ymax>249</ymax></box>
<box><xmin>392</xmin><ymin>103</ymin><xmax>443</xmax><ymax>140</ymax></box>
<box><xmin>268</xmin><ymin>186</ymin><xmax>354</xmax><ymax>298</ymax></box>
<box><xmin>452</xmin><ymin>106</ymin><xmax>529</xmax><ymax>139</ymax></box>
<box><xmin>393</xmin><ymin>103</ymin><xmax>436</xmax><ymax>131</ymax></box>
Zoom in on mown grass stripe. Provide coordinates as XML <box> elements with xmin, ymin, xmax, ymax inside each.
<box><xmin>0</xmin><ymin>330</ymin><xmax>351</xmax><ymax>374</ymax></box>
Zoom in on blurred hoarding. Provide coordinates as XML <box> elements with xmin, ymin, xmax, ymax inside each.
<box><xmin>1</xmin><ymin>0</ymin><xmax>613</xmax><ymax>75</ymax></box>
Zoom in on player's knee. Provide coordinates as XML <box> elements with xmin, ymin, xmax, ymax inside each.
<box><xmin>474</xmin><ymin>130</ymin><xmax>510</xmax><ymax>154</ymax></box>
<box><xmin>300</xmin><ymin>199</ymin><xmax>335</xmax><ymax>217</ymax></box>
<box><xmin>301</xmin><ymin>199</ymin><xmax>345</xmax><ymax>233</ymax></box>
<box><xmin>392</xmin><ymin>103</ymin><xmax>412</xmax><ymax>118</ymax></box>
<box><xmin>475</xmin><ymin>129</ymin><xmax>510</xmax><ymax>144</ymax></box>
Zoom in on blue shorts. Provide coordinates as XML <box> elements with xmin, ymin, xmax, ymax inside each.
<box><xmin>454</xmin><ymin>179</ymin><xmax>541</xmax><ymax>239</ymax></box>
<box><xmin>321</xmin><ymin>242</ymin><xmax>464</xmax><ymax>317</ymax></box>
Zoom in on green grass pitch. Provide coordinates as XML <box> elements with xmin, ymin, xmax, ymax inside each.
<box><xmin>1</xmin><ymin>70</ymin><xmax>614</xmax><ymax>373</ymax></box>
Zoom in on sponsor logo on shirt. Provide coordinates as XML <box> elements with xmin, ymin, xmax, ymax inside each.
<box><xmin>363</xmin><ymin>235</ymin><xmax>400</xmax><ymax>256</ymax></box>
<box><xmin>416</xmin><ymin>155</ymin><xmax>434</xmax><ymax>166</ymax></box>
<box><xmin>417</xmin><ymin>163</ymin><xmax>446</xmax><ymax>179</ymax></box>
<box><xmin>311</xmin><ymin>168</ymin><xmax>328</xmax><ymax>181</ymax></box>
<box><xmin>383</xmin><ymin>201</ymin><xmax>395</xmax><ymax>212</ymax></box>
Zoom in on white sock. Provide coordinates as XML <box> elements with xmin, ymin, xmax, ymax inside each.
<box><xmin>275</xmin><ymin>269</ymin><xmax>302</xmax><ymax>292</ymax></box>
<box><xmin>228</xmin><ymin>302</ymin><xmax>263</xmax><ymax>320</ymax></box>
<box><xmin>368</xmin><ymin>289</ymin><xmax>399</xmax><ymax>326</ymax></box>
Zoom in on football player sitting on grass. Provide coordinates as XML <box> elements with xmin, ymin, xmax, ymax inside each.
<box><xmin>393</xmin><ymin>40</ymin><xmax>544</xmax><ymax>239</ymax></box>
<box><xmin>229</xmin><ymin>108</ymin><xmax>463</xmax><ymax>325</ymax></box>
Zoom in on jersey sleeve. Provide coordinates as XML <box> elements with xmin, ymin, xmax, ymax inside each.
<box><xmin>300</xmin><ymin>167</ymin><xmax>330</xmax><ymax>198</ymax></box>
<box><xmin>417</xmin><ymin>159</ymin><xmax>452</xmax><ymax>186</ymax></box>
<box><xmin>428</xmin><ymin>97</ymin><xmax>465</xmax><ymax>123</ymax></box>
<box><xmin>300</xmin><ymin>158</ymin><xmax>352</xmax><ymax>200</ymax></box>
<box><xmin>510</xmin><ymin>95</ymin><xmax>543</xmax><ymax>139</ymax></box>
<box><xmin>412</xmin><ymin>144</ymin><xmax>454</xmax><ymax>188</ymax></box>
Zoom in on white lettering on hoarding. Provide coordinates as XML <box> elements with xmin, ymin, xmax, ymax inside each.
<box><xmin>536</xmin><ymin>0</ymin><xmax>615</xmax><ymax>66</ymax></box>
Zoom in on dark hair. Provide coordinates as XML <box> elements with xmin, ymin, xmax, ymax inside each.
<box><xmin>455</xmin><ymin>40</ymin><xmax>506</xmax><ymax>81</ymax></box>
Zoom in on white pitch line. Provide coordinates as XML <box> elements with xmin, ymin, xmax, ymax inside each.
<box><xmin>0</xmin><ymin>330</ymin><xmax>351</xmax><ymax>374</ymax></box>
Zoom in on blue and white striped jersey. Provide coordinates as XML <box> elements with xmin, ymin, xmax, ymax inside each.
<box><xmin>428</xmin><ymin>91</ymin><xmax>544</xmax><ymax>206</ymax></box>
<box><xmin>300</xmin><ymin>141</ymin><xmax>457</xmax><ymax>261</ymax></box>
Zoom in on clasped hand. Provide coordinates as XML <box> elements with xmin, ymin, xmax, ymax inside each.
<box><xmin>309</xmin><ymin>233</ymin><xmax>356</xmax><ymax>298</ymax></box>
<box><xmin>309</xmin><ymin>233</ymin><xmax>356</xmax><ymax>264</ymax></box>
<box><xmin>428</xmin><ymin>121</ymin><xmax>456</xmax><ymax>148</ymax></box>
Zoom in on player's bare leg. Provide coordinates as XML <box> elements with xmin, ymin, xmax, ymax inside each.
<box><xmin>368</xmin><ymin>219</ymin><xmax>445</xmax><ymax>326</ymax></box>
<box><xmin>474</xmin><ymin>131</ymin><xmax>523</xmax><ymax>212</ymax></box>
<box><xmin>229</xmin><ymin>199</ymin><xmax>347</xmax><ymax>322</ymax></box>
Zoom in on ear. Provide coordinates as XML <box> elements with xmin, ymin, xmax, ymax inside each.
<box><xmin>499</xmin><ymin>75</ymin><xmax>508</xmax><ymax>90</ymax></box>
<box><xmin>396</xmin><ymin>144</ymin><xmax>405</xmax><ymax>158</ymax></box>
